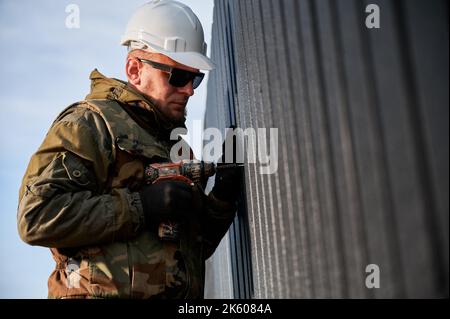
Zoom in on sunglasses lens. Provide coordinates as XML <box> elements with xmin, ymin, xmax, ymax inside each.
<box><xmin>170</xmin><ymin>69</ymin><xmax>204</xmax><ymax>89</ymax></box>
<box><xmin>192</xmin><ymin>73</ymin><xmax>204</xmax><ymax>89</ymax></box>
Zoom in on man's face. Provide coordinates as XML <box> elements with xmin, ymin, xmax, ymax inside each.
<box><xmin>126</xmin><ymin>51</ymin><xmax>198</xmax><ymax>125</ymax></box>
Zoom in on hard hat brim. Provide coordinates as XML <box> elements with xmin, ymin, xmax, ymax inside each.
<box><xmin>157</xmin><ymin>49</ymin><xmax>215</xmax><ymax>71</ymax></box>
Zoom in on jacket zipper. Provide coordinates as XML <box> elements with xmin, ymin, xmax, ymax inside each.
<box><xmin>126</xmin><ymin>242</ymin><xmax>133</xmax><ymax>298</ymax></box>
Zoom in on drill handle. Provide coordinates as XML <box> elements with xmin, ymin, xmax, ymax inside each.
<box><xmin>151</xmin><ymin>175</ymin><xmax>194</xmax><ymax>185</ymax></box>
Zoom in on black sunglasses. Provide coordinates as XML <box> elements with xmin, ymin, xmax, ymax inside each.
<box><xmin>137</xmin><ymin>58</ymin><xmax>205</xmax><ymax>89</ymax></box>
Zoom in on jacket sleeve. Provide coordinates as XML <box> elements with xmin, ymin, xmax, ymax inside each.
<box><xmin>17</xmin><ymin>108</ymin><xmax>145</xmax><ymax>248</ymax></box>
<box><xmin>201</xmin><ymin>191</ymin><xmax>237</xmax><ymax>260</ymax></box>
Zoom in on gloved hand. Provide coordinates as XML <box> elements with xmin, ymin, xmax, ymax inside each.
<box><xmin>211</xmin><ymin>164</ymin><xmax>241</xmax><ymax>202</ymax></box>
<box><xmin>211</xmin><ymin>127</ymin><xmax>242</xmax><ymax>203</ymax></box>
<box><xmin>139</xmin><ymin>180</ymin><xmax>194</xmax><ymax>229</ymax></box>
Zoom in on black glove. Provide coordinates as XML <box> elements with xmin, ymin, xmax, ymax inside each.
<box><xmin>212</xmin><ymin>165</ymin><xmax>241</xmax><ymax>202</ymax></box>
<box><xmin>211</xmin><ymin>127</ymin><xmax>242</xmax><ymax>202</ymax></box>
<box><xmin>139</xmin><ymin>180</ymin><xmax>194</xmax><ymax>228</ymax></box>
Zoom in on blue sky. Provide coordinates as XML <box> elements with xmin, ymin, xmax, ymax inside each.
<box><xmin>0</xmin><ymin>0</ymin><xmax>214</xmax><ymax>298</ymax></box>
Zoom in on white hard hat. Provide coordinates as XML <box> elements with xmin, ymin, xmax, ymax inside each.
<box><xmin>121</xmin><ymin>0</ymin><xmax>215</xmax><ymax>70</ymax></box>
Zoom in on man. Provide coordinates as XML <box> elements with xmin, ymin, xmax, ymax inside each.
<box><xmin>17</xmin><ymin>0</ymin><xmax>240</xmax><ymax>299</ymax></box>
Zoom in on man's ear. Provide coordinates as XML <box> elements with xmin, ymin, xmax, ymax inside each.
<box><xmin>125</xmin><ymin>57</ymin><xmax>141</xmax><ymax>85</ymax></box>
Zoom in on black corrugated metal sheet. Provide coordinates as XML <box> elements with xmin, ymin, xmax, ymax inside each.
<box><xmin>204</xmin><ymin>0</ymin><xmax>448</xmax><ymax>298</ymax></box>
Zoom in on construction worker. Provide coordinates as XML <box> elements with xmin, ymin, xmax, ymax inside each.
<box><xmin>17</xmin><ymin>0</ymin><xmax>240</xmax><ymax>299</ymax></box>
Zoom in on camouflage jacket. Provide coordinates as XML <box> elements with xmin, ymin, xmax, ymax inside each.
<box><xmin>17</xmin><ymin>69</ymin><xmax>236</xmax><ymax>299</ymax></box>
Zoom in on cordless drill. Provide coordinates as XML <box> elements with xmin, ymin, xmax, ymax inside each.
<box><xmin>144</xmin><ymin>159</ymin><xmax>240</xmax><ymax>240</ymax></box>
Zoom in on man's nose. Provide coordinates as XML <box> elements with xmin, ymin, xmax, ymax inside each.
<box><xmin>177</xmin><ymin>81</ymin><xmax>194</xmax><ymax>96</ymax></box>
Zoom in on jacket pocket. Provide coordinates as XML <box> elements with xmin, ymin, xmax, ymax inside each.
<box><xmin>26</xmin><ymin>153</ymin><xmax>65</xmax><ymax>198</ymax></box>
<box><xmin>62</xmin><ymin>152</ymin><xmax>96</xmax><ymax>188</ymax></box>
<box><xmin>26</xmin><ymin>152</ymin><xmax>96</xmax><ymax>199</ymax></box>
<box><xmin>129</xmin><ymin>233</ymin><xmax>166</xmax><ymax>298</ymax></box>
<box><xmin>87</xmin><ymin>244</ymin><xmax>130</xmax><ymax>298</ymax></box>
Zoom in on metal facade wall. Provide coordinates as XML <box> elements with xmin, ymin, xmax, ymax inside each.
<box><xmin>204</xmin><ymin>0</ymin><xmax>448</xmax><ymax>298</ymax></box>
